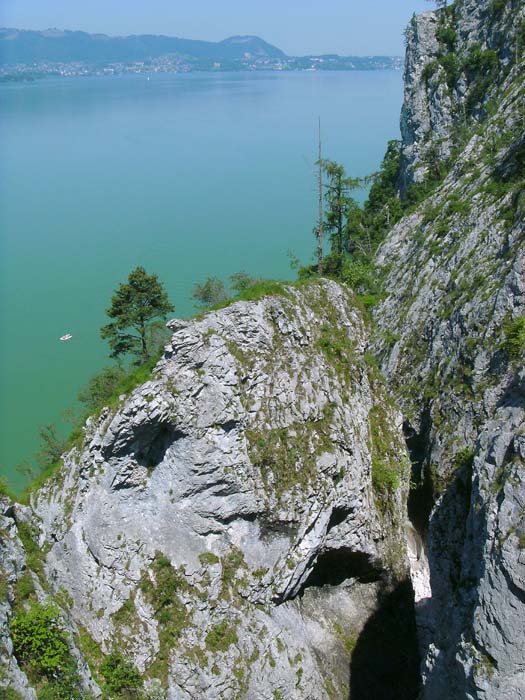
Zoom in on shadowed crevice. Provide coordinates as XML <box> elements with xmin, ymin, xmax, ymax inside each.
<box><xmin>349</xmin><ymin>580</ymin><xmax>421</xmax><ymax>700</ymax></box>
<box><xmin>299</xmin><ymin>548</ymin><xmax>383</xmax><ymax>595</ymax></box>
<box><xmin>404</xmin><ymin>411</ymin><xmax>435</xmax><ymax>539</ymax></box>
<box><xmin>106</xmin><ymin>422</ymin><xmax>187</xmax><ymax>470</ymax></box>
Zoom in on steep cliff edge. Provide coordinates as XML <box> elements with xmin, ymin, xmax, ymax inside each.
<box><xmin>401</xmin><ymin>0</ymin><xmax>524</xmax><ymax>190</ymax></box>
<box><xmin>2</xmin><ymin>280</ymin><xmax>417</xmax><ymax>699</ymax></box>
<box><xmin>375</xmin><ymin>0</ymin><xmax>525</xmax><ymax>697</ymax></box>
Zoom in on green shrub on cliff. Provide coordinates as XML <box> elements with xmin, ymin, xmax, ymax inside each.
<box><xmin>503</xmin><ymin>317</ymin><xmax>525</xmax><ymax>360</ymax></box>
<box><xmin>77</xmin><ymin>366</ymin><xmax>126</xmax><ymax>414</ymax></box>
<box><xmin>10</xmin><ymin>603</ymin><xmax>81</xmax><ymax>699</ymax></box>
<box><xmin>191</xmin><ymin>276</ymin><xmax>229</xmax><ymax>309</ymax></box>
<box><xmin>489</xmin><ymin>0</ymin><xmax>509</xmax><ymax>17</ymax></box>
<box><xmin>205</xmin><ymin>620</ymin><xmax>238</xmax><ymax>653</ymax></box>
<box><xmin>100</xmin><ymin>652</ymin><xmax>142</xmax><ymax>698</ymax></box>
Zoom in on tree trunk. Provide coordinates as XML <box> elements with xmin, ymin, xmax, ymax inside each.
<box><xmin>140</xmin><ymin>320</ymin><xmax>148</xmax><ymax>362</ymax></box>
<box><xmin>317</xmin><ymin>118</ymin><xmax>324</xmax><ymax>274</ymax></box>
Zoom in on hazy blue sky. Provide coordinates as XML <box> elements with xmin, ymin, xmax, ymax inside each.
<box><xmin>1</xmin><ymin>0</ymin><xmax>433</xmax><ymax>55</ymax></box>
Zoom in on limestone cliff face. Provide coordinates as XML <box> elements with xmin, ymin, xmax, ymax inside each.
<box><xmin>7</xmin><ymin>280</ymin><xmax>412</xmax><ymax>700</ymax></box>
<box><xmin>375</xmin><ymin>0</ymin><xmax>525</xmax><ymax>697</ymax></box>
<box><xmin>401</xmin><ymin>0</ymin><xmax>524</xmax><ymax>189</ymax></box>
<box><xmin>0</xmin><ymin>499</ymin><xmax>37</xmax><ymax>699</ymax></box>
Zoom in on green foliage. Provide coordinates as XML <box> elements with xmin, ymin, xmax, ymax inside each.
<box><xmin>316</xmin><ymin>324</ymin><xmax>356</xmax><ymax>367</ymax></box>
<box><xmin>363</xmin><ymin>140</ymin><xmax>404</xmax><ymax>235</ymax></box>
<box><xmin>111</xmin><ymin>597</ymin><xmax>136</xmax><ymax>628</ymax></box>
<box><xmin>115</xmin><ymin>355</ymin><xmax>161</xmax><ymax>395</ymax></box>
<box><xmin>333</xmin><ymin>622</ymin><xmax>358</xmax><ymax>655</ymax></box>
<box><xmin>0</xmin><ymin>477</ymin><xmax>16</xmax><ymax>500</ymax></box>
<box><xmin>489</xmin><ymin>0</ymin><xmax>508</xmax><ymax>17</ymax></box>
<box><xmin>198</xmin><ymin>552</ymin><xmax>220</xmax><ymax>566</ymax></box>
<box><xmin>502</xmin><ymin>316</ymin><xmax>525</xmax><ymax>360</ymax></box>
<box><xmin>16</xmin><ymin>520</ymin><xmax>45</xmax><ymax>578</ymax></box>
<box><xmin>453</xmin><ymin>447</ymin><xmax>475</xmax><ymax>472</ymax></box>
<box><xmin>191</xmin><ymin>271</ymin><xmax>275</xmax><ymax>312</ymax></box>
<box><xmin>220</xmin><ymin>548</ymin><xmax>246</xmax><ymax>591</ymax></box>
<box><xmin>372</xmin><ymin>457</ymin><xmax>400</xmax><ymax>496</ymax></box>
<box><xmin>246</xmin><ymin>401</ymin><xmax>336</xmax><ymax>499</ymax></box>
<box><xmin>139</xmin><ymin>553</ymin><xmax>191</xmax><ymax>678</ymax></box>
<box><xmin>319</xmin><ymin>159</ymin><xmax>362</xmax><ymax>276</ymax></box>
<box><xmin>100</xmin><ymin>652</ymin><xmax>142</xmax><ymax>698</ymax></box>
<box><xmin>205</xmin><ymin>620</ymin><xmax>238</xmax><ymax>653</ymax></box>
<box><xmin>483</xmin><ymin>178</ymin><xmax>510</xmax><ymax>199</ymax></box>
<box><xmin>17</xmin><ymin>461</ymin><xmax>62</xmax><ymax>503</ymax></box>
<box><xmin>369</xmin><ymin>405</ymin><xmax>402</xmax><ymax>498</ymax></box>
<box><xmin>438</xmin><ymin>53</ymin><xmax>461</xmax><ymax>89</ymax></box>
<box><xmin>192</xmin><ymin>276</ymin><xmax>228</xmax><ymax>309</ymax></box>
<box><xmin>309</xmin><ymin>141</ymin><xmax>403</xmax><ymax>303</ymax></box>
<box><xmin>404</xmin><ymin>177</ymin><xmax>441</xmax><ymax>210</ymax></box>
<box><xmin>229</xmin><ymin>271</ymin><xmax>262</xmax><ymax>294</ymax></box>
<box><xmin>34</xmin><ymin>425</ymin><xmax>68</xmax><ymax>472</ymax></box>
<box><xmin>11</xmin><ymin>604</ymin><xmax>66</xmax><ymax>674</ymax></box>
<box><xmin>78</xmin><ymin>353</ymin><xmax>161</xmax><ymax>419</ymax></box>
<box><xmin>463</xmin><ymin>44</ymin><xmax>500</xmax><ymax>111</ymax></box>
<box><xmin>422</xmin><ymin>60</ymin><xmax>439</xmax><ymax>84</ymax></box>
<box><xmin>233</xmin><ymin>280</ymin><xmax>288</xmax><ymax>303</ymax></box>
<box><xmin>101</xmin><ymin>266</ymin><xmax>174</xmax><ymax>363</ymax></box>
<box><xmin>422</xmin><ymin>4</ymin><xmax>502</xmax><ymax>111</ymax></box>
<box><xmin>14</xmin><ymin>571</ymin><xmax>36</xmax><ymax>603</ymax></box>
<box><xmin>447</xmin><ymin>192</ymin><xmax>470</xmax><ymax>215</ymax></box>
<box><xmin>0</xmin><ymin>689</ymin><xmax>24</xmax><ymax>700</ymax></box>
<box><xmin>78</xmin><ymin>366</ymin><xmax>126</xmax><ymax>414</ymax></box>
<box><xmin>143</xmin><ymin>554</ymin><xmax>188</xmax><ymax>611</ymax></box>
<box><xmin>436</xmin><ymin>25</ymin><xmax>457</xmax><ymax>50</ymax></box>
<box><xmin>0</xmin><ymin>574</ymin><xmax>8</xmax><ymax>604</ymax></box>
<box><xmin>340</xmin><ymin>258</ymin><xmax>377</xmax><ymax>292</ymax></box>
<box><xmin>463</xmin><ymin>44</ymin><xmax>499</xmax><ymax>75</ymax></box>
<box><xmin>10</xmin><ymin>603</ymin><xmax>81</xmax><ymax>699</ymax></box>
<box><xmin>206</xmin><ymin>279</ymin><xmax>290</xmax><ymax>311</ymax></box>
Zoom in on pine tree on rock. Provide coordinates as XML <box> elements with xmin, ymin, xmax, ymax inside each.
<box><xmin>320</xmin><ymin>159</ymin><xmax>360</xmax><ymax>276</ymax></box>
<box><xmin>101</xmin><ymin>266</ymin><xmax>174</xmax><ymax>363</ymax></box>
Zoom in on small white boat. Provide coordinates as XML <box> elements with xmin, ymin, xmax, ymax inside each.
<box><xmin>60</xmin><ymin>334</ymin><xmax>73</xmax><ymax>342</ymax></box>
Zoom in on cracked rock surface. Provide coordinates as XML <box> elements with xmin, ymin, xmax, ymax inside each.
<box><xmin>28</xmin><ymin>280</ymin><xmax>410</xmax><ymax>699</ymax></box>
<box><xmin>375</xmin><ymin>0</ymin><xmax>525</xmax><ymax>696</ymax></box>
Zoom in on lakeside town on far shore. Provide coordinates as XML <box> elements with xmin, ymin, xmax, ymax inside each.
<box><xmin>0</xmin><ymin>54</ymin><xmax>403</xmax><ymax>82</ymax></box>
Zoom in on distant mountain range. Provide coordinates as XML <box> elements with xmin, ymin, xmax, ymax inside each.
<box><xmin>0</xmin><ymin>28</ymin><xmax>402</xmax><ymax>78</ymax></box>
<box><xmin>0</xmin><ymin>29</ymin><xmax>286</xmax><ymax>64</ymax></box>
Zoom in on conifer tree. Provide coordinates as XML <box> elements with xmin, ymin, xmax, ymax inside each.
<box><xmin>320</xmin><ymin>159</ymin><xmax>360</xmax><ymax>275</ymax></box>
<box><xmin>101</xmin><ymin>266</ymin><xmax>174</xmax><ymax>363</ymax></box>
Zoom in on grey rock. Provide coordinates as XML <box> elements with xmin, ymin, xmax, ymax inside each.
<box><xmin>31</xmin><ymin>280</ymin><xmax>410</xmax><ymax>699</ymax></box>
<box><xmin>400</xmin><ymin>0</ymin><xmax>525</xmax><ymax>191</ymax></box>
<box><xmin>0</xmin><ymin>499</ymin><xmax>37</xmax><ymax>699</ymax></box>
<box><xmin>375</xmin><ymin>0</ymin><xmax>525</xmax><ymax>695</ymax></box>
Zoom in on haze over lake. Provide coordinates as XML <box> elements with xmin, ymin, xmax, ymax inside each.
<box><xmin>0</xmin><ymin>70</ymin><xmax>403</xmax><ymax>491</ymax></box>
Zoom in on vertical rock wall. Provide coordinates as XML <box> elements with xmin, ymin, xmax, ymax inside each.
<box><xmin>376</xmin><ymin>0</ymin><xmax>525</xmax><ymax>696</ymax></box>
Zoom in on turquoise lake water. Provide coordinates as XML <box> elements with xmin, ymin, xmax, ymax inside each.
<box><xmin>0</xmin><ymin>70</ymin><xmax>403</xmax><ymax>491</ymax></box>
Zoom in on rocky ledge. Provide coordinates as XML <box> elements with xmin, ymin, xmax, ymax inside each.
<box><xmin>1</xmin><ymin>280</ymin><xmax>418</xmax><ymax>699</ymax></box>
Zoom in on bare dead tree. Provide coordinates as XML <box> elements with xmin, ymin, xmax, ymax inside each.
<box><xmin>317</xmin><ymin>116</ymin><xmax>324</xmax><ymax>274</ymax></box>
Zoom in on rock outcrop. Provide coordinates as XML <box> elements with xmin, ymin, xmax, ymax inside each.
<box><xmin>401</xmin><ymin>0</ymin><xmax>525</xmax><ymax>189</ymax></box>
<box><xmin>375</xmin><ymin>0</ymin><xmax>525</xmax><ymax>696</ymax></box>
<box><xmin>4</xmin><ymin>280</ymin><xmax>414</xmax><ymax>700</ymax></box>
<box><xmin>0</xmin><ymin>499</ymin><xmax>37</xmax><ymax>699</ymax></box>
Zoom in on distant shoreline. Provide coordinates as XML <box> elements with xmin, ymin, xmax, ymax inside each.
<box><xmin>0</xmin><ymin>66</ymin><xmax>403</xmax><ymax>86</ymax></box>
<box><xmin>0</xmin><ymin>27</ymin><xmax>402</xmax><ymax>81</ymax></box>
